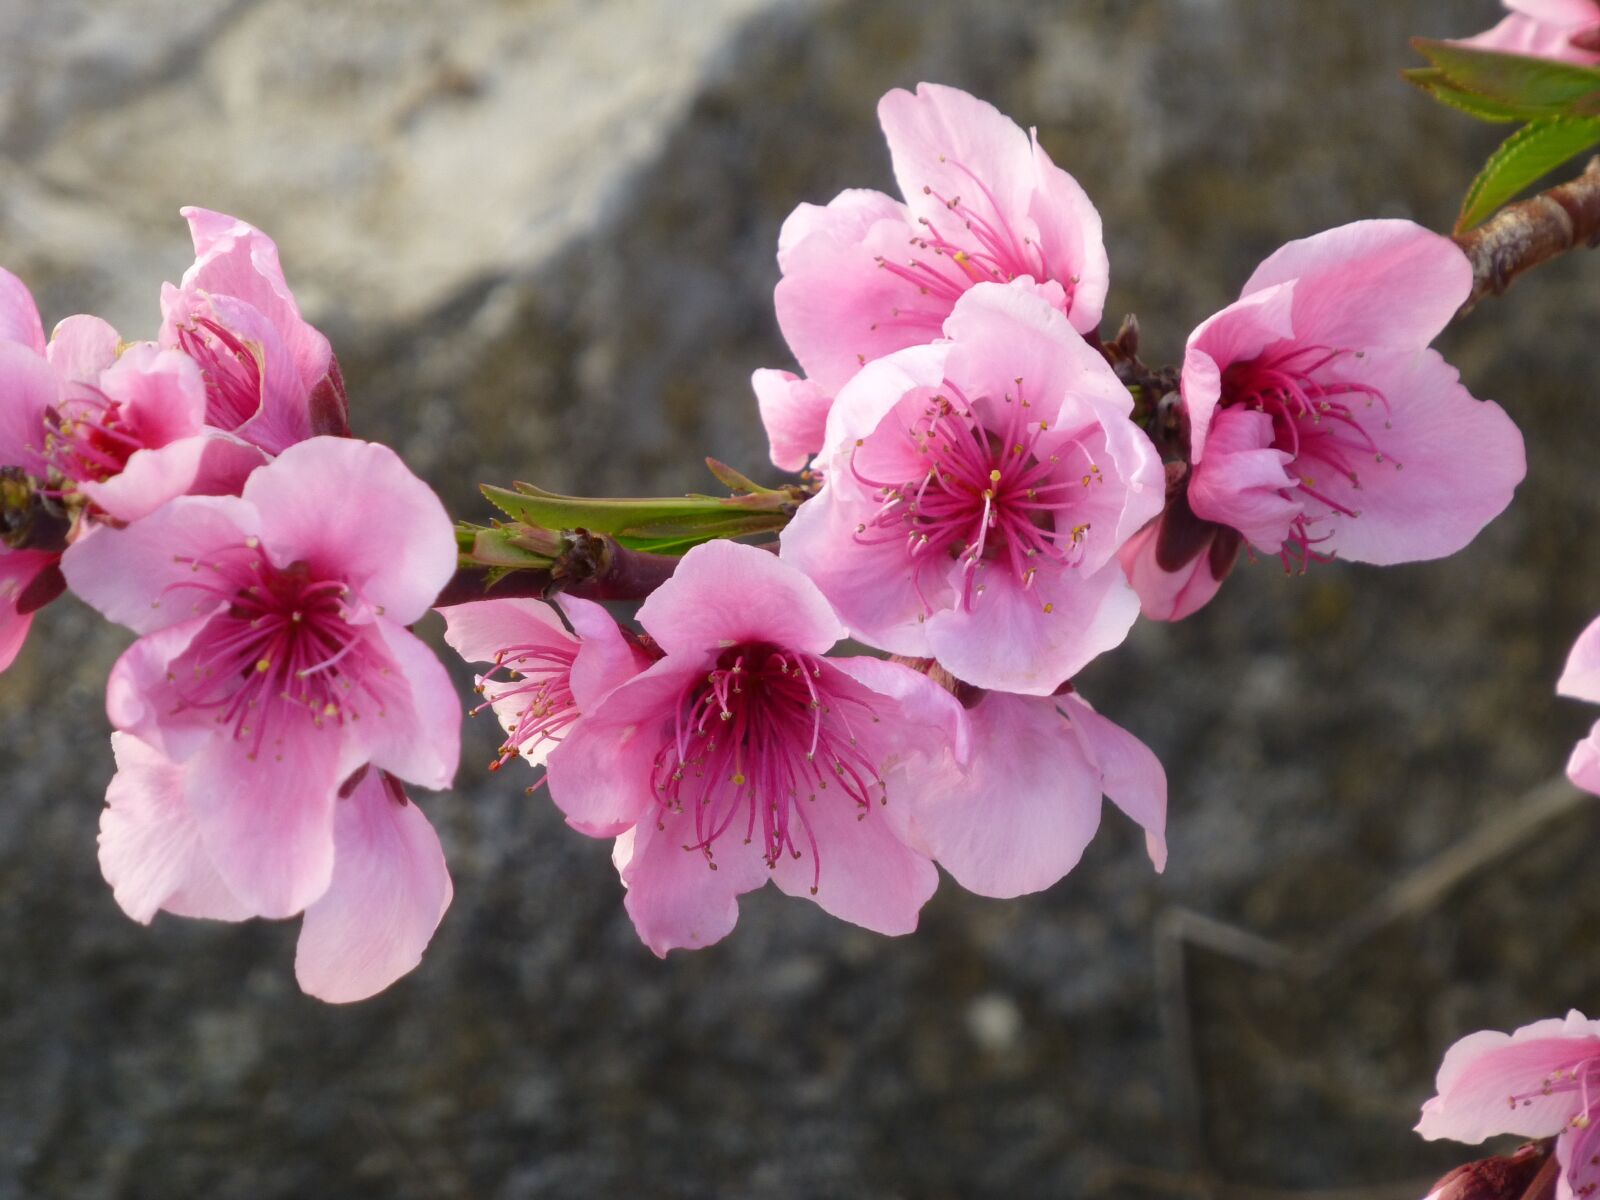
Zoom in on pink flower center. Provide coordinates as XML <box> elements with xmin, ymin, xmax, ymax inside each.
<box><xmin>163</xmin><ymin>541</ymin><xmax>394</xmax><ymax>760</ymax></box>
<box><xmin>853</xmin><ymin>383</ymin><xmax>1097</xmax><ymax>613</ymax></box>
<box><xmin>1221</xmin><ymin>343</ymin><xmax>1399</xmax><ymax>569</ymax></box>
<box><xmin>874</xmin><ymin>158</ymin><xmax>1067</xmax><ymax>333</ymax></box>
<box><xmin>40</xmin><ymin>387</ymin><xmax>141</xmax><ymax>488</ymax></box>
<box><xmin>175</xmin><ymin>318</ymin><xmax>261</xmax><ymax>431</ymax></box>
<box><xmin>473</xmin><ymin>641</ymin><xmax>579</xmax><ymax>775</ymax></box>
<box><xmin>650</xmin><ymin>644</ymin><xmax>884</xmax><ymax>892</ymax></box>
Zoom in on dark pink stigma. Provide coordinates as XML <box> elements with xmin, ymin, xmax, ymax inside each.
<box><xmin>41</xmin><ymin>385</ymin><xmax>142</xmax><ymax>488</ymax></box>
<box><xmin>1221</xmin><ymin>343</ymin><xmax>1400</xmax><ymax>573</ymax></box>
<box><xmin>853</xmin><ymin>382</ymin><xmax>1097</xmax><ymax>614</ymax></box>
<box><xmin>473</xmin><ymin>641</ymin><xmax>579</xmax><ymax>772</ymax></box>
<box><xmin>648</xmin><ymin>644</ymin><xmax>885</xmax><ymax>894</ymax></box>
<box><xmin>872</xmin><ymin>155</ymin><xmax>1067</xmax><ymax>335</ymax></box>
<box><xmin>161</xmin><ymin>541</ymin><xmax>395</xmax><ymax>761</ymax></box>
<box><xmin>176</xmin><ymin>317</ymin><xmax>262</xmax><ymax>431</ymax></box>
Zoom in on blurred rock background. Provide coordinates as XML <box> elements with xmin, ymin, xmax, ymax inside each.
<box><xmin>2</xmin><ymin>0</ymin><xmax>1596</xmax><ymax>1195</ymax></box>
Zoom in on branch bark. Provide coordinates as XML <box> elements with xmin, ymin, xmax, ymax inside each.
<box><xmin>433</xmin><ymin>530</ymin><xmax>681</xmax><ymax>607</ymax></box>
<box><xmin>1454</xmin><ymin>155</ymin><xmax>1600</xmax><ymax>316</ymax></box>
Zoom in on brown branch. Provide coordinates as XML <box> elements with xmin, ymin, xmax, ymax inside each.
<box><xmin>1454</xmin><ymin>156</ymin><xmax>1600</xmax><ymax>316</ymax></box>
<box><xmin>433</xmin><ymin>530</ymin><xmax>681</xmax><ymax>608</ymax></box>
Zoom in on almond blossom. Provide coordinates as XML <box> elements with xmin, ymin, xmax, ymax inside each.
<box><xmin>757</xmin><ymin>82</ymin><xmax>1107</xmax><ymax>471</ymax></box>
<box><xmin>544</xmin><ymin>539</ymin><xmax>967</xmax><ymax>956</ymax></box>
<box><xmin>780</xmin><ymin>281</ymin><xmax>1163</xmax><ymax>694</ymax></box>
<box><xmin>61</xmin><ymin>436</ymin><xmax>460</xmax><ymax>919</ymax></box>
<box><xmin>1418</xmin><ymin>1010</ymin><xmax>1600</xmax><ymax>1200</ymax></box>
<box><xmin>1557</xmin><ymin>615</ymin><xmax>1600</xmax><ymax>795</ymax></box>
<box><xmin>100</xmin><ymin>734</ymin><xmax>452</xmax><ymax>1003</ymax></box>
<box><xmin>1171</xmin><ymin>220</ymin><xmax>1523</xmax><ymax>580</ymax></box>
<box><xmin>159</xmin><ymin>207</ymin><xmax>347</xmax><ymax>453</ymax></box>
<box><xmin>896</xmin><ymin>684</ymin><xmax>1167</xmax><ymax>898</ymax></box>
<box><xmin>1460</xmin><ymin>0</ymin><xmax>1600</xmax><ymax>66</ymax></box>
<box><xmin>440</xmin><ymin>594</ymin><xmax>652</xmax><ymax>774</ymax></box>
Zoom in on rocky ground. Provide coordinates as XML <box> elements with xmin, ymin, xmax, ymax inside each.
<box><xmin>5</xmin><ymin>0</ymin><xmax>1598</xmax><ymax>1196</ymax></box>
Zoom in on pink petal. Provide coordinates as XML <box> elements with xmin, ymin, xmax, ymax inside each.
<box><xmin>1117</xmin><ymin>516</ymin><xmax>1233</xmax><ymax>623</ymax></box>
<box><xmin>294</xmin><ymin>772</ymin><xmax>453</xmax><ymax>1003</ymax></box>
<box><xmin>768</xmin><ymin>780</ymin><xmax>939</xmax><ymax>934</ymax></box>
<box><xmin>825</xmin><ymin>655</ymin><xmax>971</xmax><ymax>766</ymax></box>
<box><xmin>773</xmin><ymin>209</ymin><xmax>946</xmax><ymax>394</ymax></box>
<box><xmin>753</xmin><ymin>368</ymin><xmax>832</xmax><ymax>472</ymax></box>
<box><xmin>615</xmin><ymin>804</ymin><xmax>770</xmax><ymax>956</ymax></box>
<box><xmin>1240</xmin><ymin>220</ymin><xmax>1471</xmax><ymax>351</ymax></box>
<box><xmin>544</xmin><ymin>658</ymin><xmax>703</xmax><ymax>836</ymax></box>
<box><xmin>923</xmin><ymin>560</ymin><xmax>1141</xmax><ymax>695</ymax></box>
<box><xmin>814</xmin><ymin>342</ymin><xmax>952</xmax><ymax>460</ymax></box>
<box><xmin>245</xmin><ymin>438</ymin><xmax>456</xmax><ymax>625</ymax></box>
<box><xmin>98</xmin><ymin>344</ymin><xmax>206</xmax><ymax>447</ymax></box>
<box><xmin>439</xmin><ymin>595</ymin><xmax>573</xmax><ymax>665</ymax></box>
<box><xmin>352</xmin><ymin>621</ymin><xmax>461</xmax><ymax>792</ymax></box>
<box><xmin>61</xmin><ymin>495</ymin><xmax>260</xmax><ymax>633</ymax></box>
<box><xmin>1291</xmin><ymin>349</ymin><xmax>1525</xmax><ymax>565</ymax></box>
<box><xmin>46</xmin><ymin>314</ymin><xmax>120</xmax><ymax>384</ymax></box>
<box><xmin>80</xmin><ymin>433</ymin><xmax>265</xmax><ymax>524</ymax></box>
<box><xmin>99</xmin><ymin>732</ymin><xmax>250</xmax><ymax>924</ymax></box>
<box><xmin>197</xmin><ymin>293</ymin><xmax>314</xmax><ymax>453</ymax></box>
<box><xmin>1186</xmin><ymin>408</ymin><xmax>1299</xmax><ymax>552</ymax></box>
<box><xmin>1417</xmin><ymin>1013</ymin><xmax>1600</xmax><ymax>1143</ymax></box>
<box><xmin>1567</xmin><ymin>720</ymin><xmax>1600</xmax><ymax>796</ymax></box>
<box><xmin>1461</xmin><ymin>13</ymin><xmax>1600</xmax><ymax>65</ymax></box>
<box><xmin>1558</xmin><ymin>617</ymin><xmax>1600</xmax><ymax>704</ymax></box>
<box><xmin>0</xmin><ymin>339</ymin><xmax>60</xmax><ymax>477</ymax></box>
<box><xmin>564</xmin><ymin>596</ymin><xmax>652</xmax><ymax>711</ymax></box>
<box><xmin>0</xmin><ymin>266</ymin><xmax>45</xmax><ymax>354</ymax></box>
<box><xmin>1183</xmin><ymin>283</ymin><xmax>1298</xmax><ymax>463</ymax></box>
<box><xmin>636</xmin><ymin>539</ymin><xmax>846</xmax><ymax>658</ymax></box>
<box><xmin>184</xmin><ymin>726</ymin><xmax>342</xmax><ymax>919</ymax></box>
<box><xmin>1026</xmin><ymin>131</ymin><xmax>1109</xmax><ymax>333</ymax></box>
<box><xmin>1060</xmin><ymin>692</ymin><xmax>1168</xmax><ymax>871</ymax></box>
<box><xmin>776</xmin><ymin>188</ymin><xmax>907</xmax><ymax>271</ymax></box>
<box><xmin>903</xmin><ymin>692</ymin><xmax>1102</xmax><ymax>898</ymax></box>
<box><xmin>104</xmin><ymin>619</ymin><xmax>209</xmax><ymax>758</ymax></box>
<box><xmin>0</xmin><ymin>548</ymin><xmax>55</xmax><ymax>672</ymax></box>
<box><xmin>1558</xmin><ymin>1117</ymin><xmax>1600</xmax><ymax>1200</ymax></box>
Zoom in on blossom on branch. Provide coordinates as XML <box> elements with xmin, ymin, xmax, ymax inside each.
<box><xmin>1418</xmin><ymin>1010</ymin><xmax>1600</xmax><ymax>1199</ymax></box>
<box><xmin>544</xmin><ymin>539</ymin><xmax>968</xmax><ymax>956</ymax></box>
<box><xmin>1171</xmin><ymin>220</ymin><xmax>1524</xmax><ymax>580</ymax></box>
<box><xmin>62</xmin><ymin>436</ymin><xmax>460</xmax><ymax>921</ymax></box>
<box><xmin>757</xmin><ymin>82</ymin><xmax>1107</xmax><ymax>471</ymax></box>
<box><xmin>781</xmin><ymin>281</ymin><xmax>1162</xmax><ymax>694</ymax></box>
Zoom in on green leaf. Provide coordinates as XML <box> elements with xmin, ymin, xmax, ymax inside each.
<box><xmin>1412</xmin><ymin>38</ymin><xmax>1600</xmax><ymax>113</ymax></box>
<box><xmin>1457</xmin><ymin>115</ymin><xmax>1600</xmax><ymax>231</ymax></box>
<box><xmin>1403</xmin><ymin>67</ymin><xmax>1552</xmax><ymax>123</ymax></box>
<box><xmin>481</xmin><ymin>484</ymin><xmax>735</xmax><ymax>535</ymax></box>
<box><xmin>704</xmin><ymin>457</ymin><xmax>783</xmax><ymax>495</ymax></box>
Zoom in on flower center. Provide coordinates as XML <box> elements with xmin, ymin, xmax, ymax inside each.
<box><xmin>176</xmin><ymin>317</ymin><xmax>262</xmax><ymax>431</ymax></box>
<box><xmin>1222</xmin><ymin>343</ymin><xmax>1399</xmax><ymax>569</ymax></box>
<box><xmin>873</xmin><ymin>156</ymin><xmax>1068</xmax><ymax>334</ymax></box>
<box><xmin>853</xmin><ymin>384</ymin><xmax>1096</xmax><ymax>613</ymax></box>
<box><xmin>164</xmin><ymin>541</ymin><xmax>391</xmax><ymax>760</ymax></box>
<box><xmin>473</xmin><ymin>641</ymin><xmax>579</xmax><ymax>775</ymax></box>
<box><xmin>650</xmin><ymin>644</ymin><xmax>884</xmax><ymax>892</ymax></box>
<box><xmin>41</xmin><ymin>386</ymin><xmax>141</xmax><ymax>488</ymax></box>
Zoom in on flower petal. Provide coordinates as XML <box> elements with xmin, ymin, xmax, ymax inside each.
<box><xmin>0</xmin><ymin>267</ymin><xmax>45</xmax><ymax>354</ymax></box>
<box><xmin>1060</xmin><ymin>692</ymin><xmax>1168</xmax><ymax>871</ymax></box>
<box><xmin>617</xmin><ymin>806</ymin><xmax>769</xmax><ymax>956</ymax></box>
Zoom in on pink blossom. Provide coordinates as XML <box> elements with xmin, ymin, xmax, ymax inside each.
<box><xmin>1460</xmin><ymin>0</ymin><xmax>1600</xmax><ymax>66</ymax></box>
<box><xmin>757</xmin><ymin>82</ymin><xmax>1108</xmax><ymax>471</ymax></box>
<box><xmin>1418</xmin><ymin>1011</ymin><xmax>1600</xmax><ymax>1199</ymax></box>
<box><xmin>1557</xmin><ymin>615</ymin><xmax>1600</xmax><ymax>795</ymax></box>
<box><xmin>159</xmin><ymin>207</ymin><xmax>345</xmax><ymax>453</ymax></box>
<box><xmin>1116</xmin><ymin>473</ymin><xmax>1244</xmax><ymax>622</ymax></box>
<box><xmin>1181</xmin><ymin>220</ymin><xmax>1524</xmax><ymax>570</ymax></box>
<box><xmin>62</xmin><ymin>436</ymin><xmax>460</xmax><ymax>919</ymax></box>
<box><xmin>440</xmin><ymin>594</ymin><xmax>652</xmax><ymax>773</ymax></box>
<box><xmin>100</xmin><ymin>733</ymin><xmax>452</xmax><ymax>1003</ymax></box>
<box><xmin>895</xmin><ymin>686</ymin><xmax>1165</xmax><ymax>897</ymax></box>
<box><xmin>544</xmin><ymin>539</ymin><xmax>967</xmax><ymax>956</ymax></box>
<box><xmin>781</xmin><ymin>282</ymin><xmax>1163</xmax><ymax>694</ymax></box>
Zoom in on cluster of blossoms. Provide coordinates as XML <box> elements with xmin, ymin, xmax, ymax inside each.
<box><xmin>444</xmin><ymin>83</ymin><xmax>1526</xmax><ymax>956</ymax></box>
<box><xmin>1</xmin><ymin>210</ymin><xmax>458</xmax><ymax>1002</ymax></box>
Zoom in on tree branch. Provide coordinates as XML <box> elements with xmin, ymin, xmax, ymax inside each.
<box><xmin>1454</xmin><ymin>155</ymin><xmax>1600</xmax><ymax>316</ymax></box>
<box><xmin>433</xmin><ymin>530</ymin><xmax>681</xmax><ymax>608</ymax></box>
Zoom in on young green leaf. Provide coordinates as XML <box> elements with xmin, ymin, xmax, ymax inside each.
<box><xmin>1413</xmin><ymin>38</ymin><xmax>1600</xmax><ymax>112</ymax></box>
<box><xmin>1457</xmin><ymin>116</ymin><xmax>1600</xmax><ymax>231</ymax></box>
<box><xmin>1404</xmin><ymin>67</ymin><xmax>1556</xmax><ymax>123</ymax></box>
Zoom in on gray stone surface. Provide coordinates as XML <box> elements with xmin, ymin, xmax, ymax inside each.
<box><xmin>5</xmin><ymin>0</ymin><xmax>1598</xmax><ymax>1196</ymax></box>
